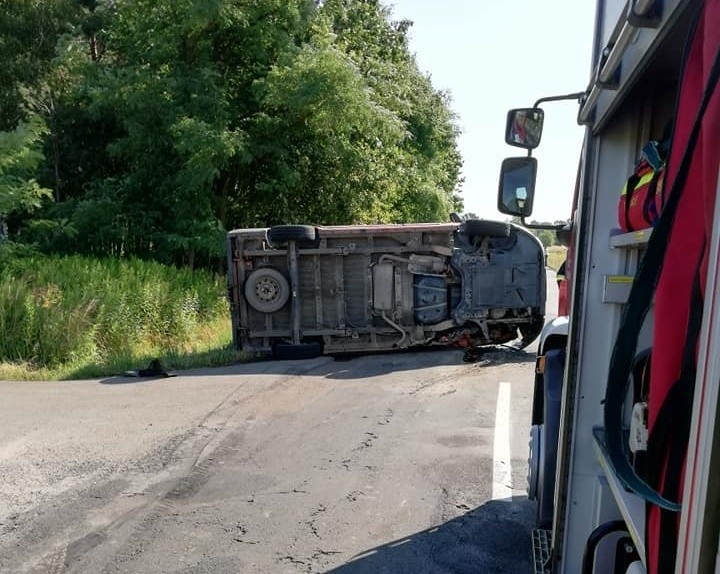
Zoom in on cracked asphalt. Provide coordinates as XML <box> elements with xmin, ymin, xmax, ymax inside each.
<box><xmin>0</xmin><ymin>348</ymin><xmax>532</xmax><ymax>574</ymax></box>
<box><xmin>1</xmin><ymin>273</ymin><xmax>556</xmax><ymax>574</ymax></box>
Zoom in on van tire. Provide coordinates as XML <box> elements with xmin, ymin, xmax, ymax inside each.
<box><xmin>267</xmin><ymin>225</ymin><xmax>317</xmax><ymax>247</ymax></box>
<box><xmin>244</xmin><ymin>268</ymin><xmax>290</xmax><ymax>313</ymax></box>
<box><xmin>463</xmin><ymin>219</ymin><xmax>511</xmax><ymax>239</ymax></box>
<box><xmin>517</xmin><ymin>314</ymin><xmax>545</xmax><ymax>349</ymax></box>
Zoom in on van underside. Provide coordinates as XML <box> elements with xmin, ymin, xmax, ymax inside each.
<box><xmin>227</xmin><ymin>220</ymin><xmax>546</xmax><ymax>358</ymax></box>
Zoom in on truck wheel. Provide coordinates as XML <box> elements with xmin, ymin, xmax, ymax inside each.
<box><xmin>244</xmin><ymin>268</ymin><xmax>290</xmax><ymax>313</ymax></box>
<box><xmin>273</xmin><ymin>341</ymin><xmax>323</xmax><ymax>360</ymax></box>
<box><xmin>463</xmin><ymin>219</ymin><xmax>511</xmax><ymax>239</ymax></box>
<box><xmin>531</xmin><ymin>373</ymin><xmax>544</xmax><ymax>425</ymax></box>
<box><xmin>536</xmin><ymin>347</ymin><xmax>565</xmax><ymax>528</ymax></box>
<box><xmin>527</xmin><ymin>424</ymin><xmax>543</xmax><ymax>501</ymax></box>
<box><xmin>266</xmin><ymin>225</ymin><xmax>317</xmax><ymax>247</ymax></box>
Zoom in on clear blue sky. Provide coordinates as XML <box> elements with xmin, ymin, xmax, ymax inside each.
<box><xmin>382</xmin><ymin>0</ymin><xmax>598</xmax><ymax>222</ymax></box>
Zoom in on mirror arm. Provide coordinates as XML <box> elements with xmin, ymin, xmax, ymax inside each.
<box><xmin>520</xmin><ymin>216</ymin><xmax>569</xmax><ymax>231</ymax></box>
<box><xmin>533</xmin><ymin>91</ymin><xmax>586</xmax><ymax>108</ymax></box>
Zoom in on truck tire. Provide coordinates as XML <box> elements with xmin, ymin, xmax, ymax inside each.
<box><xmin>266</xmin><ymin>225</ymin><xmax>317</xmax><ymax>247</ymax></box>
<box><xmin>527</xmin><ymin>424</ymin><xmax>543</xmax><ymax>501</ymax></box>
<box><xmin>463</xmin><ymin>219</ymin><xmax>511</xmax><ymax>239</ymax></box>
<box><xmin>273</xmin><ymin>341</ymin><xmax>323</xmax><ymax>360</ymax></box>
<box><xmin>536</xmin><ymin>347</ymin><xmax>564</xmax><ymax>528</ymax></box>
<box><xmin>244</xmin><ymin>268</ymin><xmax>290</xmax><ymax>313</ymax></box>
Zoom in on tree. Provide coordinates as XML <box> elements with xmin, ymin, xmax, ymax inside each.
<box><xmin>7</xmin><ymin>0</ymin><xmax>465</xmax><ymax>267</ymax></box>
<box><xmin>0</xmin><ymin>0</ymin><xmax>84</xmax><ymax>131</ymax></box>
<box><xmin>71</xmin><ymin>0</ymin><xmax>263</xmax><ymax>264</ymax></box>
<box><xmin>251</xmin><ymin>36</ymin><xmax>408</xmax><ymax>224</ymax></box>
<box><xmin>536</xmin><ymin>229</ymin><xmax>555</xmax><ymax>248</ymax></box>
<box><xmin>319</xmin><ymin>0</ymin><xmax>463</xmax><ymax>221</ymax></box>
<box><xmin>0</xmin><ymin>116</ymin><xmax>52</xmax><ymax>216</ymax></box>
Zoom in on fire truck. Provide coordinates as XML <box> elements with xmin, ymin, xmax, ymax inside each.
<box><xmin>497</xmin><ymin>0</ymin><xmax>720</xmax><ymax>572</ymax></box>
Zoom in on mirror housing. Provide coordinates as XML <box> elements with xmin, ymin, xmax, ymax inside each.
<box><xmin>498</xmin><ymin>157</ymin><xmax>537</xmax><ymax>217</ymax></box>
<box><xmin>505</xmin><ymin>108</ymin><xmax>544</xmax><ymax>149</ymax></box>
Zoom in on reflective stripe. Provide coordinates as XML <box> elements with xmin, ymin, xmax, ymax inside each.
<box><xmin>621</xmin><ymin>170</ymin><xmax>656</xmax><ymax>196</ymax></box>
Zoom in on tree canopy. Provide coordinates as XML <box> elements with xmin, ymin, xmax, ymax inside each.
<box><xmin>0</xmin><ymin>0</ymin><xmax>463</xmax><ymax>267</ymax></box>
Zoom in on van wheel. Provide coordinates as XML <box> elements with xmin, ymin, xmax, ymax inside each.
<box><xmin>273</xmin><ymin>342</ymin><xmax>323</xmax><ymax>360</ymax></box>
<box><xmin>517</xmin><ymin>314</ymin><xmax>545</xmax><ymax>349</ymax></box>
<box><xmin>266</xmin><ymin>225</ymin><xmax>317</xmax><ymax>247</ymax></box>
<box><xmin>463</xmin><ymin>219</ymin><xmax>511</xmax><ymax>239</ymax></box>
<box><xmin>244</xmin><ymin>268</ymin><xmax>290</xmax><ymax>313</ymax></box>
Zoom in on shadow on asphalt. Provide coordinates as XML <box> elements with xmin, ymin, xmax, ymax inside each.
<box><xmin>325</xmin><ymin>496</ymin><xmax>534</xmax><ymax>574</ymax></box>
<box><xmin>99</xmin><ymin>375</ymin><xmax>172</xmax><ymax>385</ymax></box>
<box><xmin>93</xmin><ymin>346</ymin><xmax>535</xmax><ymax>384</ymax></box>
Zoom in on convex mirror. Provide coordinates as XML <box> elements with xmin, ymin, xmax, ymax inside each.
<box><xmin>505</xmin><ymin>108</ymin><xmax>544</xmax><ymax>149</ymax></box>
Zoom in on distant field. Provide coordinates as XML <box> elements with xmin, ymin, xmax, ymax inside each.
<box><xmin>546</xmin><ymin>246</ymin><xmax>567</xmax><ymax>271</ymax></box>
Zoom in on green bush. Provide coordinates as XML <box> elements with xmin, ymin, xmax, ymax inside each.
<box><xmin>0</xmin><ymin>254</ymin><xmax>231</xmax><ymax>371</ymax></box>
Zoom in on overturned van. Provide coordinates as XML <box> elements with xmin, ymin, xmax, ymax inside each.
<box><xmin>226</xmin><ymin>219</ymin><xmax>546</xmax><ymax>359</ymax></box>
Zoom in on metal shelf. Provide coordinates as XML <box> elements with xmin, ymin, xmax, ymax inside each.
<box><xmin>610</xmin><ymin>228</ymin><xmax>653</xmax><ymax>248</ymax></box>
<box><xmin>592</xmin><ymin>427</ymin><xmax>647</xmax><ymax>566</ymax></box>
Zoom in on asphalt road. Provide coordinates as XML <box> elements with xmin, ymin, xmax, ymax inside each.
<box><xmin>0</xmin><ymin>271</ymin><xmax>558</xmax><ymax>574</ymax></box>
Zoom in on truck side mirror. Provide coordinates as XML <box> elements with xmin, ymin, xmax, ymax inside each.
<box><xmin>505</xmin><ymin>108</ymin><xmax>544</xmax><ymax>149</ymax></box>
<box><xmin>498</xmin><ymin>157</ymin><xmax>537</xmax><ymax>217</ymax></box>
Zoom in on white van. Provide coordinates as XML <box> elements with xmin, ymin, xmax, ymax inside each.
<box><xmin>226</xmin><ymin>219</ymin><xmax>546</xmax><ymax>358</ymax></box>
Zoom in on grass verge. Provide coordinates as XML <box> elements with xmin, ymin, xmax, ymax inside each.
<box><xmin>0</xmin><ymin>254</ymin><xmax>240</xmax><ymax>381</ymax></box>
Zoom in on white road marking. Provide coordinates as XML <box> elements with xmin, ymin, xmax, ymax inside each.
<box><xmin>492</xmin><ymin>381</ymin><xmax>513</xmax><ymax>501</ymax></box>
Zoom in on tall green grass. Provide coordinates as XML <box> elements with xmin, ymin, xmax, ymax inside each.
<box><xmin>546</xmin><ymin>246</ymin><xmax>568</xmax><ymax>272</ymax></box>
<box><xmin>0</xmin><ymin>255</ymin><xmax>235</xmax><ymax>379</ymax></box>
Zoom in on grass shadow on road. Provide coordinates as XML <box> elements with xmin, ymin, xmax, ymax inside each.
<box><xmin>325</xmin><ymin>496</ymin><xmax>534</xmax><ymax>574</ymax></box>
